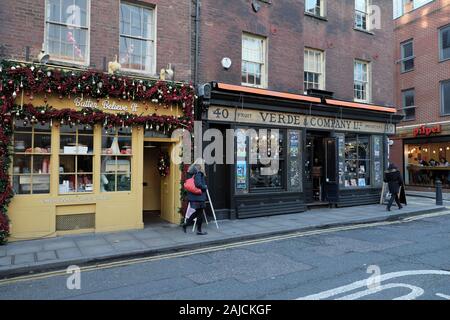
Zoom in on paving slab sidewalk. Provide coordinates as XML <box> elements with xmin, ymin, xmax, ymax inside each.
<box><xmin>406</xmin><ymin>190</ymin><xmax>450</xmax><ymax>201</ymax></box>
<box><xmin>0</xmin><ymin>196</ymin><xmax>446</xmax><ymax>278</ymax></box>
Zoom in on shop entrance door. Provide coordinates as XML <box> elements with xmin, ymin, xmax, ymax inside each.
<box><xmin>323</xmin><ymin>137</ymin><xmax>339</xmax><ymax>204</ymax></box>
<box><xmin>143</xmin><ymin>144</ymin><xmax>162</xmax><ymax>224</ymax></box>
<box><xmin>142</xmin><ymin>139</ymin><xmax>178</xmax><ymax>225</ymax></box>
<box><xmin>305</xmin><ymin>131</ymin><xmax>328</xmax><ymax>204</ymax></box>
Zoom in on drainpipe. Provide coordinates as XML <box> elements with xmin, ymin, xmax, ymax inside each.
<box><xmin>194</xmin><ymin>0</ymin><xmax>200</xmax><ymax>85</ymax></box>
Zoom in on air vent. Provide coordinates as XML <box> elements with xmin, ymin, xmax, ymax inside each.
<box><xmin>56</xmin><ymin>213</ymin><xmax>95</xmax><ymax>231</ymax></box>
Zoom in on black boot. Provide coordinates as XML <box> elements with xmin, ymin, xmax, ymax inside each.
<box><xmin>181</xmin><ymin>223</ymin><xmax>187</xmax><ymax>233</ymax></box>
<box><xmin>386</xmin><ymin>206</ymin><xmax>391</xmax><ymax>211</ymax></box>
<box><xmin>196</xmin><ymin>226</ymin><xmax>207</xmax><ymax>235</ymax></box>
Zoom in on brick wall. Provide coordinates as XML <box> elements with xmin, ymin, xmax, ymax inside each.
<box><xmin>394</xmin><ymin>0</ymin><xmax>450</xmax><ymax>125</ymax></box>
<box><xmin>0</xmin><ymin>0</ymin><xmax>192</xmax><ymax>82</ymax></box>
<box><xmin>196</xmin><ymin>0</ymin><xmax>394</xmax><ymax>106</ymax></box>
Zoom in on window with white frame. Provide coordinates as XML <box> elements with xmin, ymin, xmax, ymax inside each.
<box><xmin>119</xmin><ymin>3</ymin><xmax>155</xmax><ymax>73</ymax></box>
<box><xmin>304</xmin><ymin>48</ymin><xmax>325</xmax><ymax>91</ymax></box>
<box><xmin>45</xmin><ymin>0</ymin><xmax>90</xmax><ymax>64</ymax></box>
<box><xmin>354</xmin><ymin>60</ymin><xmax>371</xmax><ymax>102</ymax></box>
<box><xmin>394</xmin><ymin>0</ymin><xmax>434</xmax><ymax>18</ymax></box>
<box><xmin>401</xmin><ymin>40</ymin><xmax>414</xmax><ymax>72</ymax></box>
<box><xmin>305</xmin><ymin>0</ymin><xmax>325</xmax><ymax>17</ymax></box>
<box><xmin>402</xmin><ymin>89</ymin><xmax>416</xmax><ymax>121</ymax></box>
<box><xmin>355</xmin><ymin>0</ymin><xmax>369</xmax><ymax>31</ymax></box>
<box><xmin>242</xmin><ymin>34</ymin><xmax>266</xmax><ymax>88</ymax></box>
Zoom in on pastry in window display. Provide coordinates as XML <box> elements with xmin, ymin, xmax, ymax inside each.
<box><xmin>121</xmin><ymin>145</ymin><xmax>132</xmax><ymax>154</ymax></box>
<box><xmin>24</xmin><ymin>147</ymin><xmax>49</xmax><ymax>153</ymax></box>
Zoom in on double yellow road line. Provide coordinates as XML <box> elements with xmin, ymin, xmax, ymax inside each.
<box><xmin>1</xmin><ymin>210</ymin><xmax>449</xmax><ymax>286</ymax></box>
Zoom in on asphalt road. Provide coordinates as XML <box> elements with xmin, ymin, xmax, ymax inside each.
<box><xmin>1</xmin><ymin>212</ymin><xmax>450</xmax><ymax>300</ymax></box>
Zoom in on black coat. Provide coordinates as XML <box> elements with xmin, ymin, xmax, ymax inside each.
<box><xmin>186</xmin><ymin>168</ymin><xmax>207</xmax><ymax>205</ymax></box>
<box><xmin>384</xmin><ymin>168</ymin><xmax>403</xmax><ymax>194</ymax></box>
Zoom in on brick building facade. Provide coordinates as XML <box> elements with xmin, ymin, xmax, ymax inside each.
<box><xmin>391</xmin><ymin>0</ymin><xmax>450</xmax><ymax>189</ymax></box>
<box><xmin>0</xmin><ymin>0</ymin><xmax>192</xmax><ymax>82</ymax></box>
<box><xmin>194</xmin><ymin>0</ymin><xmax>401</xmax><ymax>219</ymax></box>
<box><xmin>195</xmin><ymin>0</ymin><xmax>394</xmax><ymax>106</ymax></box>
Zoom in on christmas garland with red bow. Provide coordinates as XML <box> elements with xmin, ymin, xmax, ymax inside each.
<box><xmin>0</xmin><ymin>60</ymin><xmax>196</xmax><ymax>244</ymax></box>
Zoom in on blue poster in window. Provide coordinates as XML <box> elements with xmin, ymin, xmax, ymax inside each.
<box><xmin>236</xmin><ymin>160</ymin><xmax>247</xmax><ymax>190</ymax></box>
<box><xmin>289</xmin><ymin>131</ymin><xmax>299</xmax><ymax>157</ymax></box>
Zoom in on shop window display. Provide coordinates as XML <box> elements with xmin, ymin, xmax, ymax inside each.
<box><xmin>12</xmin><ymin>122</ymin><xmax>51</xmax><ymax>194</ymax></box>
<box><xmin>406</xmin><ymin>143</ymin><xmax>450</xmax><ymax>187</ymax></box>
<box><xmin>343</xmin><ymin>134</ymin><xmax>370</xmax><ymax>187</ymax></box>
<box><xmin>101</xmin><ymin>127</ymin><xmax>132</xmax><ymax>192</ymax></box>
<box><xmin>59</xmin><ymin>124</ymin><xmax>94</xmax><ymax>193</ymax></box>
<box><xmin>249</xmin><ymin>130</ymin><xmax>284</xmax><ymax>190</ymax></box>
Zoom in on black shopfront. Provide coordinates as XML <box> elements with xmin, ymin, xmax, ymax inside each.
<box><xmin>198</xmin><ymin>83</ymin><xmax>401</xmax><ymax>219</ymax></box>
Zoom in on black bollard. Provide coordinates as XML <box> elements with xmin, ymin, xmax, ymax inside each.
<box><xmin>436</xmin><ymin>179</ymin><xmax>443</xmax><ymax>206</ymax></box>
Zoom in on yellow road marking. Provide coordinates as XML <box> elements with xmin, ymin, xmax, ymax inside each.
<box><xmin>1</xmin><ymin>210</ymin><xmax>449</xmax><ymax>286</ymax></box>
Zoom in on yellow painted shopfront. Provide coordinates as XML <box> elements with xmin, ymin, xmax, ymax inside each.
<box><xmin>8</xmin><ymin>94</ymin><xmax>185</xmax><ymax>241</ymax></box>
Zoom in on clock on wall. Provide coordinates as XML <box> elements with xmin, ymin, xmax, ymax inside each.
<box><xmin>221</xmin><ymin>57</ymin><xmax>232</xmax><ymax>70</ymax></box>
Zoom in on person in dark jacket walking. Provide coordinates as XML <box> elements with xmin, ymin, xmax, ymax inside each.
<box><xmin>384</xmin><ymin>163</ymin><xmax>404</xmax><ymax>211</ymax></box>
<box><xmin>182</xmin><ymin>159</ymin><xmax>208</xmax><ymax>235</ymax></box>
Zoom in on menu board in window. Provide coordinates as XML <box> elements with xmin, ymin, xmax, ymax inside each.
<box><xmin>371</xmin><ymin>135</ymin><xmax>383</xmax><ymax>186</ymax></box>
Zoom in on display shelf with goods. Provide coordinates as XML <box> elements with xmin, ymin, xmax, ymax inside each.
<box><xmin>101</xmin><ymin>127</ymin><xmax>132</xmax><ymax>192</ymax></box>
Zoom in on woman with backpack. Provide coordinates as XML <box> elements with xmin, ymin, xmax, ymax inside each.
<box><xmin>182</xmin><ymin>159</ymin><xmax>208</xmax><ymax>235</ymax></box>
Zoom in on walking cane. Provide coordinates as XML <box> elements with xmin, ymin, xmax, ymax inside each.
<box><xmin>206</xmin><ymin>188</ymin><xmax>220</xmax><ymax>229</ymax></box>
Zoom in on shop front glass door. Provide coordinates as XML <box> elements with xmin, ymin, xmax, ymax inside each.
<box><xmin>324</xmin><ymin>137</ymin><xmax>339</xmax><ymax>203</ymax></box>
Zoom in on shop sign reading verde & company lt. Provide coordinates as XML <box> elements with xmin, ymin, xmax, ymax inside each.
<box><xmin>208</xmin><ymin>106</ymin><xmax>395</xmax><ymax>134</ymax></box>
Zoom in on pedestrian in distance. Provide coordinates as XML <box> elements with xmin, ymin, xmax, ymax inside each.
<box><xmin>182</xmin><ymin>159</ymin><xmax>208</xmax><ymax>235</ymax></box>
<box><xmin>384</xmin><ymin>163</ymin><xmax>404</xmax><ymax>211</ymax></box>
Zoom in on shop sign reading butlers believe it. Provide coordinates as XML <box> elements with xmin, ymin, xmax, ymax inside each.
<box><xmin>73</xmin><ymin>97</ymin><xmax>138</xmax><ymax>113</ymax></box>
<box><xmin>21</xmin><ymin>95</ymin><xmax>177</xmax><ymax>117</ymax></box>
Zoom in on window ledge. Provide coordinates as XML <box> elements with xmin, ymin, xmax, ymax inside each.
<box><xmin>439</xmin><ymin>57</ymin><xmax>450</xmax><ymax>63</ymax></box>
<box><xmin>120</xmin><ymin>69</ymin><xmax>159</xmax><ymax>79</ymax></box>
<box><xmin>304</xmin><ymin>12</ymin><xmax>328</xmax><ymax>22</ymax></box>
<box><xmin>353</xmin><ymin>27</ymin><xmax>375</xmax><ymax>35</ymax></box>
<box><xmin>401</xmin><ymin>68</ymin><xmax>415</xmax><ymax>74</ymax></box>
<box><xmin>241</xmin><ymin>83</ymin><xmax>268</xmax><ymax>90</ymax></box>
<box><xmin>354</xmin><ymin>99</ymin><xmax>371</xmax><ymax>104</ymax></box>
<box><xmin>46</xmin><ymin>59</ymin><xmax>90</xmax><ymax>69</ymax></box>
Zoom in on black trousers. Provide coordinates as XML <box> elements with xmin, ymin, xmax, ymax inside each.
<box><xmin>186</xmin><ymin>209</ymin><xmax>204</xmax><ymax>232</ymax></box>
<box><xmin>388</xmin><ymin>192</ymin><xmax>402</xmax><ymax>209</ymax></box>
